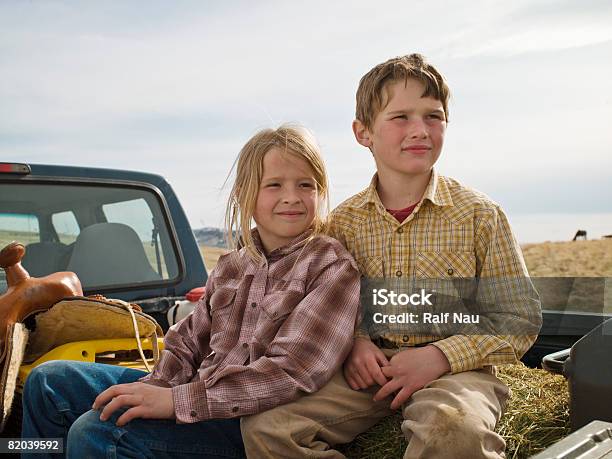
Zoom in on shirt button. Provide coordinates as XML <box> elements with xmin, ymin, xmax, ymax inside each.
<box><xmin>190</xmin><ymin>410</ymin><xmax>197</xmax><ymax>418</ymax></box>
<box><xmin>232</xmin><ymin>406</ymin><xmax>239</xmax><ymax>413</ymax></box>
<box><xmin>242</xmin><ymin>342</ymin><xmax>248</xmax><ymax>348</ymax></box>
<box><xmin>251</xmin><ymin>302</ymin><xmax>257</xmax><ymax>308</ymax></box>
<box><xmin>447</xmin><ymin>268</ymin><xmax>454</xmax><ymax>276</ymax></box>
<box><xmin>397</xmin><ymin>228</ymin><xmax>403</xmax><ymax>233</ymax></box>
<box><xmin>402</xmin><ymin>335</ymin><xmax>409</xmax><ymax>342</ymax></box>
<box><xmin>396</xmin><ymin>270</ymin><xmax>402</xmax><ymax>277</ymax></box>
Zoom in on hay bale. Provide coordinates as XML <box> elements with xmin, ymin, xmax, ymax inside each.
<box><xmin>339</xmin><ymin>364</ymin><xmax>569</xmax><ymax>459</ymax></box>
<box><xmin>339</xmin><ymin>412</ymin><xmax>405</xmax><ymax>459</ymax></box>
<box><xmin>496</xmin><ymin>364</ymin><xmax>570</xmax><ymax>458</ymax></box>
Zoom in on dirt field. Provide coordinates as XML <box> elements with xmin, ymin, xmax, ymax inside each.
<box><xmin>201</xmin><ymin>239</ymin><xmax>612</xmax><ymax>276</ymax></box>
<box><xmin>200</xmin><ymin>245</ymin><xmax>229</xmax><ymax>271</ymax></box>
<box><xmin>522</xmin><ymin>239</ymin><xmax>612</xmax><ymax>277</ymax></box>
<box><xmin>5</xmin><ymin>229</ymin><xmax>609</xmax><ymax>277</ymax></box>
<box><xmin>200</xmin><ymin>240</ymin><xmax>612</xmax><ymax>312</ymax></box>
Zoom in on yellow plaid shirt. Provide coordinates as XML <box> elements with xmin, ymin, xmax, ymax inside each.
<box><xmin>328</xmin><ymin>170</ymin><xmax>542</xmax><ymax>374</ymax></box>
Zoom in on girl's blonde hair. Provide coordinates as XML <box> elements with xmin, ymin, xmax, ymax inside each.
<box><xmin>224</xmin><ymin>124</ymin><xmax>329</xmax><ymax>262</ymax></box>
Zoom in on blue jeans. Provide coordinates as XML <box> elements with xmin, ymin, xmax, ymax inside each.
<box><xmin>21</xmin><ymin>360</ymin><xmax>246</xmax><ymax>459</ymax></box>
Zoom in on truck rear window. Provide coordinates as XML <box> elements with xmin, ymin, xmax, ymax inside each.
<box><xmin>0</xmin><ymin>182</ymin><xmax>180</xmax><ymax>293</ymax></box>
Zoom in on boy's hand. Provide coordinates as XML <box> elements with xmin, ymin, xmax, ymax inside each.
<box><xmin>373</xmin><ymin>345</ymin><xmax>451</xmax><ymax>410</ymax></box>
<box><xmin>92</xmin><ymin>382</ymin><xmax>175</xmax><ymax>426</ymax></box>
<box><xmin>343</xmin><ymin>337</ymin><xmax>390</xmax><ymax>390</ymax></box>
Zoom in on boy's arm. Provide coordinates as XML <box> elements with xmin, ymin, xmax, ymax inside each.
<box><xmin>138</xmin><ymin>276</ymin><xmax>214</xmax><ymax>387</ymax></box>
<box><xmin>430</xmin><ymin>205</ymin><xmax>542</xmax><ymax>373</ymax></box>
<box><xmin>327</xmin><ymin>212</ymin><xmax>371</xmax><ymax>341</ymax></box>
<box><xmin>170</xmin><ymin>257</ymin><xmax>360</xmax><ymax>423</ymax></box>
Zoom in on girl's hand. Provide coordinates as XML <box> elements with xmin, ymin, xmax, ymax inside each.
<box><xmin>343</xmin><ymin>337</ymin><xmax>389</xmax><ymax>390</ymax></box>
<box><xmin>92</xmin><ymin>382</ymin><xmax>175</xmax><ymax>426</ymax></box>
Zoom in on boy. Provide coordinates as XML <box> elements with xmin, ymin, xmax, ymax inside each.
<box><xmin>241</xmin><ymin>54</ymin><xmax>542</xmax><ymax>458</ymax></box>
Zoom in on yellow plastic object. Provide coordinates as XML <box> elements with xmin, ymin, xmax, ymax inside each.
<box><xmin>16</xmin><ymin>337</ymin><xmax>165</xmax><ymax>392</ymax></box>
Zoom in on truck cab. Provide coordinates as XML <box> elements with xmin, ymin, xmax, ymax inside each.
<box><xmin>0</xmin><ymin>162</ymin><xmax>208</xmax><ymax>331</ymax></box>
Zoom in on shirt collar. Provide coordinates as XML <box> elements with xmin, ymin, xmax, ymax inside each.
<box><xmin>252</xmin><ymin>228</ymin><xmax>315</xmax><ymax>262</ymax></box>
<box><xmin>357</xmin><ymin>169</ymin><xmax>453</xmax><ymax>209</ymax></box>
<box><xmin>424</xmin><ymin>169</ymin><xmax>454</xmax><ymax>207</ymax></box>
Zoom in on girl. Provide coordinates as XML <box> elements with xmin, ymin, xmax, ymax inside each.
<box><xmin>21</xmin><ymin>125</ymin><xmax>361</xmax><ymax>459</ymax></box>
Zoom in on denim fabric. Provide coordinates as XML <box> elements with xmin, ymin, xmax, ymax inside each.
<box><xmin>21</xmin><ymin>360</ymin><xmax>245</xmax><ymax>459</ymax></box>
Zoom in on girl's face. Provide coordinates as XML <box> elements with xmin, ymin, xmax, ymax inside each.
<box><xmin>253</xmin><ymin>147</ymin><xmax>318</xmax><ymax>253</ymax></box>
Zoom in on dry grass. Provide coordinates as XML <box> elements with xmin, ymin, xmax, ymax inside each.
<box><xmin>200</xmin><ymin>245</ymin><xmax>229</xmax><ymax>272</ymax></box>
<box><xmin>496</xmin><ymin>364</ymin><xmax>570</xmax><ymax>458</ymax></box>
<box><xmin>522</xmin><ymin>239</ymin><xmax>612</xmax><ymax>313</ymax></box>
<box><xmin>522</xmin><ymin>239</ymin><xmax>612</xmax><ymax>277</ymax></box>
<box><xmin>0</xmin><ymin>231</ymin><xmax>40</xmax><ymax>248</ymax></box>
<box><xmin>202</xmin><ymin>239</ymin><xmax>612</xmax><ymax>277</ymax></box>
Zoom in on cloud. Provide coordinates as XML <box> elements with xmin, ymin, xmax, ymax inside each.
<box><xmin>1</xmin><ymin>0</ymin><xmax>611</xmax><ymax>237</ymax></box>
<box><xmin>433</xmin><ymin>0</ymin><xmax>612</xmax><ymax>58</ymax></box>
<box><xmin>451</xmin><ymin>25</ymin><xmax>612</xmax><ymax>58</ymax></box>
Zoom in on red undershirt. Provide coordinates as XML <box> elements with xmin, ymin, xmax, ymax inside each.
<box><xmin>386</xmin><ymin>203</ymin><xmax>418</xmax><ymax>223</ymax></box>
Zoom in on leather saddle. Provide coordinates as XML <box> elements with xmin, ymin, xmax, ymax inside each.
<box><xmin>0</xmin><ymin>241</ymin><xmax>83</xmax><ymax>364</ymax></box>
<box><xmin>0</xmin><ymin>241</ymin><xmax>82</xmax><ymax>430</ymax></box>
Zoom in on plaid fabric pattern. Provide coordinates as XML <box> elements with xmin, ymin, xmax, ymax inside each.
<box><xmin>140</xmin><ymin>230</ymin><xmax>360</xmax><ymax>423</ymax></box>
<box><xmin>328</xmin><ymin>170</ymin><xmax>542</xmax><ymax>374</ymax></box>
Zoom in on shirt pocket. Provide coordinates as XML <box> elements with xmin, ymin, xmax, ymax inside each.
<box><xmin>415</xmin><ymin>251</ymin><xmax>476</xmax><ymax>279</ymax></box>
<box><xmin>356</xmin><ymin>256</ymin><xmax>384</xmax><ymax>278</ymax></box>
<box><xmin>208</xmin><ymin>287</ymin><xmax>237</xmax><ymax>335</ymax></box>
<box><xmin>255</xmin><ymin>279</ymin><xmax>305</xmax><ymax>347</ymax></box>
<box><xmin>414</xmin><ymin>252</ymin><xmax>477</xmax><ymax>316</ymax></box>
<box><xmin>259</xmin><ymin>279</ymin><xmax>305</xmax><ymax>322</ymax></box>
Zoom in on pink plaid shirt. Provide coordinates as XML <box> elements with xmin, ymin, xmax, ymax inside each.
<box><xmin>140</xmin><ymin>230</ymin><xmax>360</xmax><ymax>423</ymax></box>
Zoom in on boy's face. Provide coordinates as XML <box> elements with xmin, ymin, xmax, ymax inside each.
<box><xmin>354</xmin><ymin>78</ymin><xmax>446</xmax><ymax>180</ymax></box>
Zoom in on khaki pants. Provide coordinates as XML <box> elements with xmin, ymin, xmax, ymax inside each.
<box><xmin>241</xmin><ymin>349</ymin><xmax>510</xmax><ymax>459</ymax></box>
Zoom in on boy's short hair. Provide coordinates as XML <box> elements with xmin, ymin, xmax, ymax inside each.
<box><xmin>356</xmin><ymin>53</ymin><xmax>450</xmax><ymax>129</ymax></box>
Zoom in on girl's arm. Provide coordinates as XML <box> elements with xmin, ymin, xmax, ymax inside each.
<box><xmin>94</xmin><ymin>275</ymin><xmax>217</xmax><ymax>424</ymax></box>
<box><xmin>138</xmin><ymin>274</ymin><xmax>215</xmax><ymax>387</ymax></box>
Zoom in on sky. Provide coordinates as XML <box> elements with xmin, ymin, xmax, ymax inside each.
<box><xmin>1</xmin><ymin>0</ymin><xmax>611</xmax><ymax>242</ymax></box>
